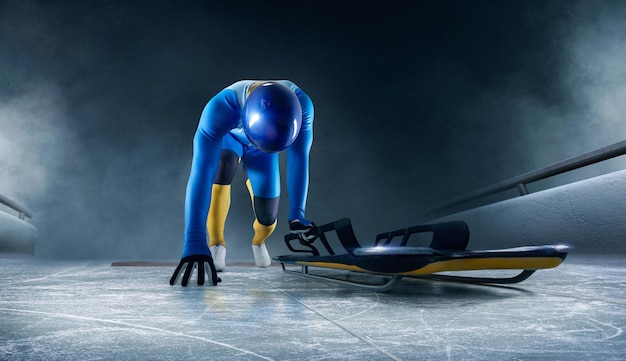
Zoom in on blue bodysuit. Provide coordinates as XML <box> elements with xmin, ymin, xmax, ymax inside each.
<box><xmin>182</xmin><ymin>80</ymin><xmax>314</xmax><ymax>258</ymax></box>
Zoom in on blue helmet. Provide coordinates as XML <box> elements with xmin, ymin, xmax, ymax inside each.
<box><xmin>243</xmin><ymin>82</ymin><xmax>302</xmax><ymax>152</ymax></box>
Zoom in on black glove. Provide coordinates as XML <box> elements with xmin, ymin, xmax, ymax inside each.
<box><xmin>169</xmin><ymin>254</ymin><xmax>222</xmax><ymax>287</ymax></box>
<box><xmin>289</xmin><ymin>219</ymin><xmax>317</xmax><ymax>242</ymax></box>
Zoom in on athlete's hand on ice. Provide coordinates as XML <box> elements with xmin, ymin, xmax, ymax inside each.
<box><xmin>169</xmin><ymin>255</ymin><xmax>222</xmax><ymax>287</ymax></box>
<box><xmin>289</xmin><ymin>218</ymin><xmax>317</xmax><ymax>242</ymax></box>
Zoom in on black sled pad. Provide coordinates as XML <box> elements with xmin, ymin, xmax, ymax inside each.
<box><xmin>274</xmin><ymin>218</ymin><xmax>569</xmax><ymax>292</ymax></box>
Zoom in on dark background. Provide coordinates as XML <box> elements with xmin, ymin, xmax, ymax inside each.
<box><xmin>1</xmin><ymin>0</ymin><xmax>625</xmax><ymax>260</ymax></box>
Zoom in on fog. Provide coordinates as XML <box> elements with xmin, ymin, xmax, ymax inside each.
<box><xmin>1</xmin><ymin>0</ymin><xmax>625</xmax><ymax>260</ymax></box>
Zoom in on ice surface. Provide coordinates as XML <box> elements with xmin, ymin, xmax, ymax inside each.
<box><xmin>0</xmin><ymin>254</ymin><xmax>625</xmax><ymax>360</ymax></box>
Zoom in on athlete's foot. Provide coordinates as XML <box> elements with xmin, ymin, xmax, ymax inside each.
<box><xmin>252</xmin><ymin>244</ymin><xmax>271</xmax><ymax>268</ymax></box>
<box><xmin>209</xmin><ymin>245</ymin><xmax>226</xmax><ymax>272</ymax></box>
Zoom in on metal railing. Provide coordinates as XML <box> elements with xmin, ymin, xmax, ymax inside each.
<box><xmin>425</xmin><ymin>139</ymin><xmax>626</xmax><ymax>219</ymax></box>
<box><xmin>0</xmin><ymin>193</ymin><xmax>33</xmax><ymax>220</ymax></box>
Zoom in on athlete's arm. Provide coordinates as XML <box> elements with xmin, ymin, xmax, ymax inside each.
<box><xmin>286</xmin><ymin>89</ymin><xmax>314</xmax><ymax>223</ymax></box>
<box><xmin>171</xmin><ymin>88</ymin><xmax>239</xmax><ymax>286</ymax></box>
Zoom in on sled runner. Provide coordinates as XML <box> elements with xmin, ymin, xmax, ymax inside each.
<box><xmin>274</xmin><ymin>218</ymin><xmax>569</xmax><ymax>292</ymax></box>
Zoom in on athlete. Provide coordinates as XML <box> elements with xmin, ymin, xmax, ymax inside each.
<box><xmin>170</xmin><ymin>80</ymin><xmax>317</xmax><ymax>286</ymax></box>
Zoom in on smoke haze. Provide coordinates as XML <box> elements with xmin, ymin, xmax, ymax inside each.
<box><xmin>1</xmin><ymin>0</ymin><xmax>626</xmax><ymax>260</ymax></box>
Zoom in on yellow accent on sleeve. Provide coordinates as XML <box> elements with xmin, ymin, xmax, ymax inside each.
<box><xmin>246</xmin><ymin>81</ymin><xmax>263</xmax><ymax>97</ymax></box>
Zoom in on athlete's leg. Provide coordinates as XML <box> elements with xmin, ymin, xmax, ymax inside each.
<box><xmin>242</xmin><ymin>148</ymin><xmax>280</xmax><ymax>267</ymax></box>
<box><xmin>243</xmin><ymin>179</ymin><xmax>278</xmax><ymax>245</ymax></box>
<box><xmin>207</xmin><ymin>134</ymin><xmax>242</xmax><ymax>271</ymax></box>
<box><xmin>207</xmin><ymin>149</ymin><xmax>239</xmax><ymax>248</ymax></box>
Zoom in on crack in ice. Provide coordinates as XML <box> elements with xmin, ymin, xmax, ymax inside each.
<box><xmin>261</xmin><ymin>278</ymin><xmax>403</xmax><ymax>361</ymax></box>
<box><xmin>0</xmin><ymin>307</ymin><xmax>274</xmax><ymax>360</ymax></box>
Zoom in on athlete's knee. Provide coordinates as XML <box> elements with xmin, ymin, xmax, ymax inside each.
<box><xmin>213</xmin><ymin>150</ymin><xmax>239</xmax><ymax>185</ymax></box>
<box><xmin>254</xmin><ymin>197</ymin><xmax>279</xmax><ymax>226</ymax></box>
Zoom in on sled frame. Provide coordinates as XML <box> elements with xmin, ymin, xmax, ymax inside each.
<box><xmin>277</xmin><ymin>218</ymin><xmax>563</xmax><ymax>292</ymax></box>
